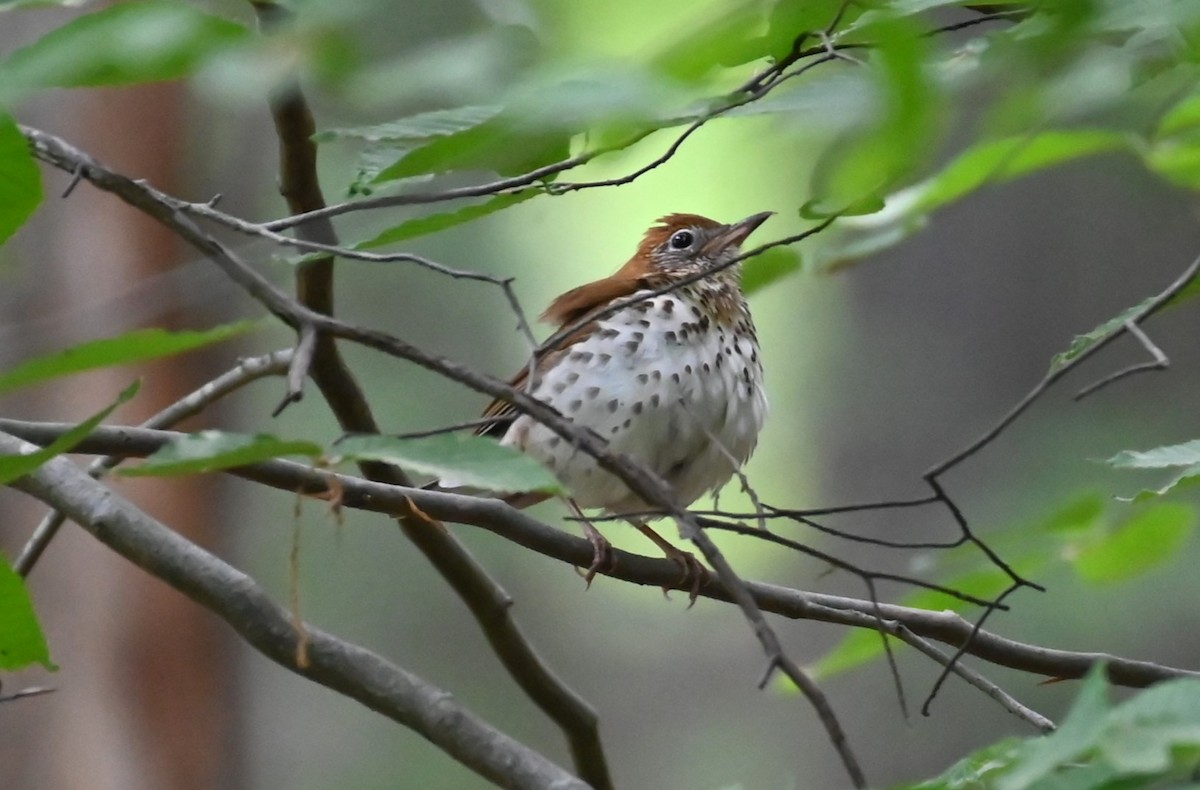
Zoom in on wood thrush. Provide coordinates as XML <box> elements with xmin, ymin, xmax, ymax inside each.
<box><xmin>481</xmin><ymin>212</ymin><xmax>772</xmax><ymax>595</ymax></box>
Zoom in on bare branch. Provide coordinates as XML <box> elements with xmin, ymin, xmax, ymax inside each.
<box><xmin>1</xmin><ymin>430</ymin><xmax>588</xmax><ymax>790</ymax></box>
<box><xmin>15</xmin><ymin>350</ymin><xmax>293</xmax><ymax>577</ymax></box>
<box><xmin>1074</xmin><ymin>319</ymin><xmax>1170</xmax><ymax>401</ymax></box>
<box><xmin>5</xmin><ymin>419</ymin><xmax>1195</xmax><ymax>694</ymax></box>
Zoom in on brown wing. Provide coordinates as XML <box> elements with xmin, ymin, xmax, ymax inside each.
<box><xmin>476</xmin><ymin>266</ymin><xmax>653</xmax><ymax>438</ymax></box>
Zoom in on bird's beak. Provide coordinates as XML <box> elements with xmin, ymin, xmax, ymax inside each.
<box><xmin>702</xmin><ymin>211</ymin><xmax>774</xmax><ymax>255</ymax></box>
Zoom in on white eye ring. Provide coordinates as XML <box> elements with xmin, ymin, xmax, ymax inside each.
<box><xmin>669</xmin><ymin>230</ymin><xmax>694</xmax><ymax>250</ymax></box>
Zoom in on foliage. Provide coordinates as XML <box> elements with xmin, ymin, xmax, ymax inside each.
<box><xmin>2</xmin><ymin>0</ymin><xmax>1200</xmax><ymax>786</ymax></box>
<box><xmin>897</xmin><ymin>667</ymin><xmax>1200</xmax><ymax>790</ymax></box>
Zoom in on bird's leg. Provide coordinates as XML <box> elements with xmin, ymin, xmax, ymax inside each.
<box><xmin>566</xmin><ymin>499</ymin><xmax>615</xmax><ymax>588</ymax></box>
<box><xmin>631</xmin><ymin>520</ymin><xmax>709</xmax><ymax>606</ymax></box>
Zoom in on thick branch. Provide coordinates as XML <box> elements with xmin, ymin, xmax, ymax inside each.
<box><xmin>4</xmin><ymin>419</ymin><xmax>1194</xmax><ymax>692</ymax></box>
<box><xmin>0</xmin><ymin>430</ymin><xmax>587</xmax><ymax>790</ymax></box>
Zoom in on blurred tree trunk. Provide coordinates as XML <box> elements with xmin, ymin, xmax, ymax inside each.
<box><xmin>1</xmin><ymin>79</ymin><xmax>244</xmax><ymax>790</ymax></box>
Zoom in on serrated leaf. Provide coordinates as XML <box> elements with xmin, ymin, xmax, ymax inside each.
<box><xmin>333</xmin><ymin>433</ymin><xmax>561</xmax><ymax>494</ymax></box>
<box><xmin>1073</xmin><ymin>503</ymin><xmax>1194</xmax><ymax>583</ymax></box>
<box><xmin>0</xmin><ymin>0</ymin><xmax>248</xmax><ymax>103</ymax></box>
<box><xmin>1120</xmin><ymin>464</ymin><xmax>1200</xmax><ymax>504</ymax></box>
<box><xmin>0</xmin><ymin>559</ymin><xmax>54</xmax><ymax>671</ymax></box>
<box><xmin>315</xmin><ymin>105</ymin><xmax>502</xmax><ymax>145</ymax></box>
<box><xmin>0</xmin><ymin>322</ymin><xmax>258</xmax><ymax>395</ymax></box>
<box><xmin>0</xmin><ymin>114</ymin><xmax>42</xmax><ymax>247</ymax></box>
<box><xmin>0</xmin><ymin>380</ymin><xmax>139</xmax><ymax>484</ymax></box>
<box><xmin>121</xmin><ymin>431</ymin><xmax>324</xmax><ymax>477</ymax></box>
<box><xmin>1108</xmin><ymin>439</ymin><xmax>1200</xmax><ymax>469</ymax></box>
<box><xmin>742</xmin><ymin>247</ymin><xmax>802</xmax><ymax>295</ymax></box>
<box><xmin>357</xmin><ymin>190</ymin><xmax>537</xmax><ymax>249</ymax></box>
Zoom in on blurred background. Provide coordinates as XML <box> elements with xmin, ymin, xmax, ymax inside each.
<box><xmin>2</xmin><ymin>0</ymin><xmax>1200</xmax><ymax>788</ymax></box>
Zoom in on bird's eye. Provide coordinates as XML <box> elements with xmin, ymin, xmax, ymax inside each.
<box><xmin>669</xmin><ymin>230</ymin><xmax>694</xmax><ymax>250</ymax></box>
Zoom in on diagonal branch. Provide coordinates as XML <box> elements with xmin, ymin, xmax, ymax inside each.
<box><xmin>23</xmin><ymin>122</ymin><xmax>866</xmax><ymax>787</ymax></box>
<box><xmin>0</xmin><ymin>430</ymin><xmax>588</xmax><ymax>790</ymax></box>
<box><xmin>245</xmin><ymin>9</ymin><xmax>615</xmax><ymax>783</ymax></box>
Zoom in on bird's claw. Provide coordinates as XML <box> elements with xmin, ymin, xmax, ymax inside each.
<box><xmin>662</xmin><ymin>547</ymin><xmax>709</xmax><ymax>608</ymax></box>
<box><xmin>576</xmin><ymin>530</ymin><xmax>616</xmax><ymax>589</ymax></box>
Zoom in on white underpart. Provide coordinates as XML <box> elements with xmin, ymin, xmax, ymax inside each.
<box><xmin>501</xmin><ymin>289</ymin><xmax>767</xmax><ymax>514</ymax></box>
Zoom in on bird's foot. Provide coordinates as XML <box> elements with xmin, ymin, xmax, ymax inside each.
<box><xmin>660</xmin><ymin>545</ymin><xmax>709</xmax><ymax>607</ymax></box>
<box><xmin>576</xmin><ymin>528</ymin><xmax>616</xmax><ymax>589</ymax></box>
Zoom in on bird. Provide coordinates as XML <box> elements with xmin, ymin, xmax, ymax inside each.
<box><xmin>479</xmin><ymin>211</ymin><xmax>772</xmax><ymax>597</ymax></box>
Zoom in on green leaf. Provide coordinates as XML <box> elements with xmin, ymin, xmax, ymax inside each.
<box><xmin>1074</xmin><ymin>503</ymin><xmax>1194</xmax><ymax>584</ymax></box>
<box><xmin>997</xmin><ymin>665</ymin><xmax>1112</xmax><ymax>790</ymax></box>
<box><xmin>1146</xmin><ymin>93</ymin><xmax>1200</xmax><ymax>190</ymax></box>
<box><xmin>0</xmin><ymin>114</ymin><xmax>42</xmax><ymax>246</ymax></box>
<box><xmin>742</xmin><ymin>247</ymin><xmax>802</xmax><ymax>295</ymax></box>
<box><xmin>1049</xmin><ymin>295</ymin><xmax>1153</xmax><ymax>373</ymax></box>
<box><xmin>1120</xmin><ymin>464</ymin><xmax>1200</xmax><ymax>504</ymax></box>
<box><xmin>648</xmin><ymin>1</ymin><xmax>767</xmax><ymax>83</ymax></box>
<box><xmin>314</xmin><ymin>105</ymin><xmax>502</xmax><ymax>145</ymax></box>
<box><xmin>910</xmin><ymin>671</ymin><xmax>1200</xmax><ymax>790</ymax></box>
<box><xmin>0</xmin><ymin>559</ymin><xmax>54</xmax><ymax>671</ymax></box>
<box><xmin>357</xmin><ymin>190</ymin><xmax>537</xmax><ymax>249</ymax></box>
<box><xmin>895</xmin><ymin>738</ymin><xmax>1025</xmax><ymax>789</ymax></box>
<box><xmin>374</xmin><ymin>113</ymin><xmax>570</xmax><ymax>183</ymax></box>
<box><xmin>122</xmin><ymin>431</ymin><xmax>324</xmax><ymax>477</ymax></box>
<box><xmin>799</xmin><ymin>193</ymin><xmax>885</xmax><ymax>219</ymax></box>
<box><xmin>0</xmin><ymin>0</ymin><xmax>249</xmax><ymax>102</ymax></box>
<box><xmin>333</xmin><ymin>433</ymin><xmax>562</xmax><ymax>494</ymax></box>
<box><xmin>913</xmin><ymin>130</ymin><xmax>1131</xmax><ymax>217</ymax></box>
<box><xmin>0</xmin><ymin>380</ymin><xmax>139</xmax><ymax>485</ymax></box>
<box><xmin>0</xmin><ymin>322</ymin><xmax>258</xmax><ymax>395</ymax></box>
<box><xmin>1036</xmin><ymin>491</ymin><xmax>1107</xmax><ymax>533</ymax></box>
<box><xmin>1108</xmin><ymin>439</ymin><xmax>1200</xmax><ymax>469</ymax></box>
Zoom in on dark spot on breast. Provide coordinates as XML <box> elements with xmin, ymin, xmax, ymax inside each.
<box><xmin>715</xmin><ymin>355</ymin><xmax>723</xmax><ymax>368</ymax></box>
<box><xmin>598</xmin><ymin>353</ymin><xmax>612</xmax><ymax>364</ymax></box>
<box><xmin>570</xmin><ymin>351</ymin><xmax>593</xmax><ymax>363</ymax></box>
<box><xmin>611</xmin><ymin>425</ymin><xmax>620</xmax><ymax>434</ymax></box>
<box><xmin>702</xmin><ymin>362</ymin><xmax>710</xmax><ymax>373</ymax></box>
<box><xmin>632</xmin><ymin>300</ymin><xmax>653</xmax><ymax>313</ymax></box>
<box><xmin>632</xmin><ymin>401</ymin><xmax>644</xmax><ymax>414</ymax></box>
<box><xmin>650</xmin><ymin>394</ymin><xmax>660</xmax><ymax>408</ymax></box>
<box><xmin>691</xmin><ymin>305</ymin><xmax>702</xmax><ymax>318</ymax></box>
<box><xmin>685</xmin><ymin>364</ymin><xmax>693</xmax><ymax>374</ymax></box>
<box><xmin>750</xmin><ymin>350</ymin><xmax>758</xmax><ymax>363</ymax></box>
<box><xmin>665</xmin><ymin>331</ymin><xmax>677</xmax><ymax>343</ymax></box>
<box><xmin>565</xmin><ymin>372</ymin><xmax>579</xmax><ymax>384</ymax></box>
<box><xmin>549</xmin><ymin>436</ymin><xmax>561</xmax><ymax>448</ymax></box>
<box><xmin>623</xmin><ymin>418</ymin><xmax>632</xmax><ymax>428</ymax></box>
<box><xmin>624</xmin><ymin>340</ymin><xmax>640</xmax><ymax>353</ymax></box>
<box><xmin>679</xmin><ymin>329</ymin><xmax>689</xmax><ymax>342</ymax></box>
<box><xmin>552</xmin><ymin>382</ymin><xmax>567</xmax><ymax>394</ymax></box>
<box><xmin>599</xmin><ymin>327</ymin><xmax>619</xmax><ymax>339</ymax></box>
<box><xmin>631</xmin><ymin>331</ymin><xmax>644</xmax><ymax>342</ymax></box>
<box><xmin>568</xmin><ymin>399</ymin><xmax>582</xmax><ymax>412</ymax></box>
<box><xmin>637</xmin><ymin>319</ymin><xmax>651</xmax><ymax>328</ymax></box>
<box><xmin>699</xmin><ymin>316</ymin><xmax>710</xmax><ymax>332</ymax></box>
<box><xmin>742</xmin><ymin>368</ymin><xmax>751</xmax><ymax>383</ymax></box>
<box><xmin>671</xmin><ymin>372</ymin><xmax>680</xmax><ymax>383</ymax></box>
<box><xmin>662</xmin><ymin>300</ymin><xmax>675</xmax><ymax>315</ymax></box>
<box><xmin>607</xmin><ymin>399</ymin><xmax>619</xmax><ymax>413</ymax></box>
<box><xmin>586</xmin><ymin>386</ymin><xmax>601</xmax><ymax>398</ymax></box>
<box><xmin>725</xmin><ymin>347</ymin><xmax>733</xmax><ymax>356</ymax></box>
<box><xmin>637</xmin><ymin>373</ymin><xmax>649</xmax><ymax>384</ymax></box>
<box><xmin>651</xmin><ymin>370</ymin><xmax>662</xmax><ymax>381</ymax></box>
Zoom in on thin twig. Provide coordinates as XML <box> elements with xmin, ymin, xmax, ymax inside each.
<box><xmin>15</xmin><ymin>350</ymin><xmax>293</xmax><ymax>577</ymax></box>
<box><xmin>1074</xmin><ymin>319</ymin><xmax>1169</xmax><ymax>400</ymax></box>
